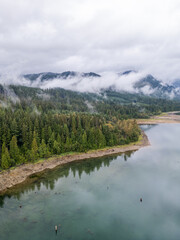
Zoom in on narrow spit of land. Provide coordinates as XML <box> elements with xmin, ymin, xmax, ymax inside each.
<box><xmin>0</xmin><ymin>131</ymin><xmax>150</xmax><ymax>194</ymax></box>
<box><xmin>137</xmin><ymin>111</ymin><xmax>180</xmax><ymax>124</ymax></box>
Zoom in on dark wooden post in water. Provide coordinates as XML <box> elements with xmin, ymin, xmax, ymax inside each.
<box><xmin>140</xmin><ymin>198</ymin><xmax>142</xmax><ymax>202</ymax></box>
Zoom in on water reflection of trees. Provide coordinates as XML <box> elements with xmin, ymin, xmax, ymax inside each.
<box><xmin>0</xmin><ymin>151</ymin><xmax>134</xmax><ymax>207</ymax></box>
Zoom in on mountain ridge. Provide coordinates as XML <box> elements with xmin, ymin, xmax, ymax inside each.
<box><xmin>1</xmin><ymin>70</ymin><xmax>180</xmax><ymax>100</ymax></box>
<box><xmin>24</xmin><ymin>71</ymin><xmax>101</xmax><ymax>81</ymax></box>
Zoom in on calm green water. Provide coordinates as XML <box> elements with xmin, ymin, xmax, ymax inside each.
<box><xmin>1</xmin><ymin>124</ymin><xmax>180</xmax><ymax>240</ymax></box>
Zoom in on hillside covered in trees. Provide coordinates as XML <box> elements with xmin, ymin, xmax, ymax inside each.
<box><xmin>1</xmin><ymin>84</ymin><xmax>180</xmax><ymax>118</ymax></box>
<box><xmin>1</xmin><ymin>84</ymin><xmax>180</xmax><ymax>170</ymax></box>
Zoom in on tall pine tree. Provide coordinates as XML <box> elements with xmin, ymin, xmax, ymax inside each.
<box><xmin>1</xmin><ymin>147</ymin><xmax>11</xmax><ymax>169</ymax></box>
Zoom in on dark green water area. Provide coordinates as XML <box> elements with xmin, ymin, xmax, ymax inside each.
<box><xmin>1</xmin><ymin>124</ymin><xmax>180</xmax><ymax>240</ymax></box>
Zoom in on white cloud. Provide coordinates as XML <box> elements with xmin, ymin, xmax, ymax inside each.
<box><xmin>0</xmin><ymin>0</ymin><xmax>180</xmax><ymax>81</ymax></box>
<box><xmin>23</xmin><ymin>71</ymin><xmax>147</xmax><ymax>93</ymax></box>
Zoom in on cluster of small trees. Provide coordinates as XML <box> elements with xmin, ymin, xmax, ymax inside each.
<box><xmin>0</xmin><ymin>108</ymin><xmax>141</xmax><ymax>169</ymax></box>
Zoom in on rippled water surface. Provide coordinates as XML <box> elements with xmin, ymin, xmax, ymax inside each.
<box><xmin>1</xmin><ymin>124</ymin><xmax>180</xmax><ymax>240</ymax></box>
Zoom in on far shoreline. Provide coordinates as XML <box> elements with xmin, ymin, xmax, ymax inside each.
<box><xmin>0</xmin><ymin>131</ymin><xmax>150</xmax><ymax>194</ymax></box>
<box><xmin>137</xmin><ymin>111</ymin><xmax>180</xmax><ymax>125</ymax></box>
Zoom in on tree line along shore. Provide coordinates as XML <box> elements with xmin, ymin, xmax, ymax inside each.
<box><xmin>0</xmin><ymin>109</ymin><xmax>141</xmax><ymax>170</ymax></box>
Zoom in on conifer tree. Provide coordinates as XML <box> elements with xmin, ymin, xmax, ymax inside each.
<box><xmin>39</xmin><ymin>139</ymin><xmax>49</xmax><ymax>158</ymax></box>
<box><xmin>11</xmin><ymin>119</ymin><xmax>18</xmax><ymax>137</ymax></box>
<box><xmin>97</xmin><ymin>129</ymin><xmax>106</xmax><ymax>148</ymax></box>
<box><xmin>53</xmin><ymin>140</ymin><xmax>61</xmax><ymax>154</ymax></box>
<box><xmin>1</xmin><ymin>142</ymin><xmax>6</xmax><ymax>156</ymax></box>
<box><xmin>31</xmin><ymin>137</ymin><xmax>38</xmax><ymax>162</ymax></box>
<box><xmin>1</xmin><ymin>147</ymin><xmax>11</xmax><ymax>169</ymax></box>
<box><xmin>81</xmin><ymin>131</ymin><xmax>87</xmax><ymax>151</ymax></box>
<box><xmin>22</xmin><ymin>123</ymin><xmax>28</xmax><ymax>148</ymax></box>
<box><xmin>10</xmin><ymin>136</ymin><xmax>21</xmax><ymax>163</ymax></box>
<box><xmin>65</xmin><ymin>137</ymin><xmax>71</xmax><ymax>152</ymax></box>
<box><xmin>71</xmin><ymin>115</ymin><xmax>76</xmax><ymax>134</ymax></box>
<box><xmin>57</xmin><ymin>134</ymin><xmax>63</xmax><ymax>152</ymax></box>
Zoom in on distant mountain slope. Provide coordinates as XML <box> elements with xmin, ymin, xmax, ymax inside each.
<box><xmin>118</xmin><ymin>71</ymin><xmax>179</xmax><ymax>98</ymax></box>
<box><xmin>24</xmin><ymin>71</ymin><xmax>101</xmax><ymax>81</ymax></box>
<box><xmin>22</xmin><ymin>70</ymin><xmax>180</xmax><ymax>99</ymax></box>
<box><xmin>172</xmin><ymin>79</ymin><xmax>180</xmax><ymax>88</ymax></box>
<box><xmin>133</xmin><ymin>74</ymin><xmax>177</xmax><ymax>97</ymax></box>
<box><xmin>1</xmin><ymin>84</ymin><xmax>180</xmax><ymax>120</ymax></box>
<box><xmin>134</xmin><ymin>74</ymin><xmax>161</xmax><ymax>89</ymax></box>
<box><xmin>120</xmin><ymin>70</ymin><xmax>137</xmax><ymax>75</ymax></box>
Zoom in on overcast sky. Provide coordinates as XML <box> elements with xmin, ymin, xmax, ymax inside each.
<box><xmin>1</xmin><ymin>0</ymin><xmax>180</xmax><ymax>81</ymax></box>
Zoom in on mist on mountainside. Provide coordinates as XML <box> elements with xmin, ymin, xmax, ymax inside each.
<box><xmin>0</xmin><ymin>70</ymin><xmax>180</xmax><ymax>99</ymax></box>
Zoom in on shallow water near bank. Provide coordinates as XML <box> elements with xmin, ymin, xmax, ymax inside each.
<box><xmin>1</xmin><ymin>124</ymin><xmax>180</xmax><ymax>240</ymax></box>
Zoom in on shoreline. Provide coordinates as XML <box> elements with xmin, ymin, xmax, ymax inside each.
<box><xmin>137</xmin><ymin>120</ymin><xmax>180</xmax><ymax>124</ymax></box>
<box><xmin>0</xmin><ymin>131</ymin><xmax>150</xmax><ymax>194</ymax></box>
<box><xmin>137</xmin><ymin>111</ymin><xmax>180</xmax><ymax>125</ymax></box>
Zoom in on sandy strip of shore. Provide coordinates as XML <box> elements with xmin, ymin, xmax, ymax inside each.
<box><xmin>0</xmin><ymin>131</ymin><xmax>150</xmax><ymax>194</ymax></box>
<box><xmin>137</xmin><ymin>119</ymin><xmax>180</xmax><ymax>124</ymax></box>
<box><xmin>137</xmin><ymin>111</ymin><xmax>180</xmax><ymax>125</ymax></box>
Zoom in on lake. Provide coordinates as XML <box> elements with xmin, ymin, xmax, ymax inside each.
<box><xmin>1</xmin><ymin>124</ymin><xmax>180</xmax><ymax>240</ymax></box>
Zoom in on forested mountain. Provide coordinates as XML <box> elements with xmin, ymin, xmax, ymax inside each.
<box><xmin>21</xmin><ymin>70</ymin><xmax>180</xmax><ymax>99</ymax></box>
<box><xmin>1</xmin><ymin>82</ymin><xmax>180</xmax><ymax>170</ymax></box>
<box><xmin>134</xmin><ymin>74</ymin><xmax>177</xmax><ymax>97</ymax></box>
<box><xmin>1</xmin><ymin>84</ymin><xmax>180</xmax><ymax>118</ymax></box>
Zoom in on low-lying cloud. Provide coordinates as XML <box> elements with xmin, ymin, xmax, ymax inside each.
<box><xmin>37</xmin><ymin>71</ymin><xmax>147</xmax><ymax>93</ymax></box>
<box><xmin>0</xmin><ymin>71</ymin><xmax>148</xmax><ymax>94</ymax></box>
